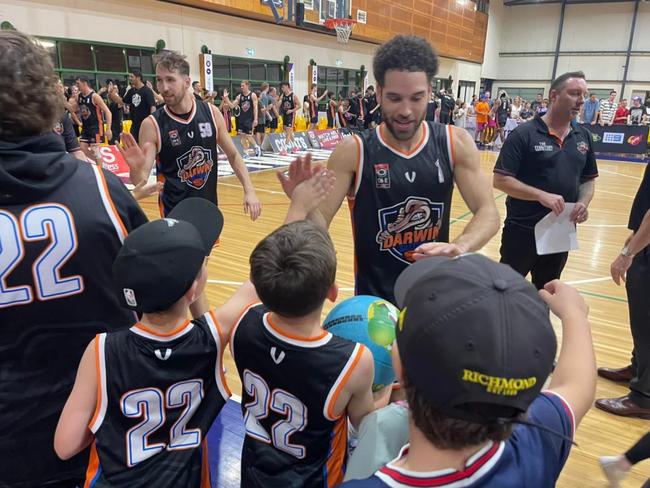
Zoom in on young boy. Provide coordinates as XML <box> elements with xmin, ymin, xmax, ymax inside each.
<box><xmin>341</xmin><ymin>253</ymin><xmax>596</xmax><ymax>487</ymax></box>
<box><xmin>54</xmin><ymin>161</ymin><xmax>339</xmax><ymax>487</ymax></box>
<box><xmin>229</xmin><ymin>159</ymin><xmax>376</xmax><ymax>487</ymax></box>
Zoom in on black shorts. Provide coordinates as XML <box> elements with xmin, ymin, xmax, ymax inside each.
<box><xmin>255</xmin><ymin>123</ymin><xmax>266</xmax><ymax>134</ymax></box>
<box><xmin>498</xmin><ymin>117</ymin><xmax>508</xmax><ymax>128</ymax></box>
<box><xmin>270</xmin><ymin>118</ymin><xmax>278</xmax><ymax>129</ymax></box>
<box><xmin>283</xmin><ymin>114</ymin><xmax>294</xmax><ymax>129</ymax></box>
<box><xmin>238</xmin><ymin>121</ymin><xmax>253</xmax><ymax>135</ymax></box>
<box><xmin>79</xmin><ymin>126</ymin><xmax>102</xmax><ymax>144</ymax></box>
<box><xmin>310</xmin><ymin>116</ymin><xmax>318</xmax><ymax>124</ymax></box>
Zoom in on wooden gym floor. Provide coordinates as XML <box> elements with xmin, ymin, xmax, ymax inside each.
<box><xmin>138</xmin><ymin>151</ymin><xmax>650</xmax><ymax>487</ymax></box>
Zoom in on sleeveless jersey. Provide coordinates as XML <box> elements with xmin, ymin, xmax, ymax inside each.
<box><xmin>328</xmin><ymin>100</ymin><xmax>337</xmax><ymax>128</ymax></box>
<box><xmin>78</xmin><ymin>90</ymin><xmax>102</xmax><ymax>132</ymax></box>
<box><xmin>309</xmin><ymin>96</ymin><xmax>318</xmax><ymax>119</ymax></box>
<box><xmin>239</xmin><ymin>92</ymin><xmax>254</xmax><ymax>126</ymax></box>
<box><xmin>350</xmin><ymin>122</ymin><xmax>454</xmax><ymax>305</ymax></box>
<box><xmin>150</xmin><ymin>99</ymin><xmax>219</xmax><ymax>216</ymax></box>
<box><xmin>86</xmin><ymin>313</ymin><xmax>230</xmax><ymax>487</ymax></box>
<box><xmin>281</xmin><ymin>92</ymin><xmax>295</xmax><ymax>116</ymax></box>
<box><xmin>232</xmin><ymin>304</ymin><xmax>365</xmax><ymax>488</ymax></box>
<box><xmin>0</xmin><ymin>145</ymin><xmax>147</xmax><ymax>487</ymax></box>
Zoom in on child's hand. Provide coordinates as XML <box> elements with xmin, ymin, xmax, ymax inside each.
<box><xmin>538</xmin><ymin>280</ymin><xmax>588</xmax><ymax>320</ymax></box>
<box><xmin>276</xmin><ymin>153</ymin><xmax>324</xmax><ymax>197</ymax></box>
<box><xmin>290</xmin><ymin>169</ymin><xmax>335</xmax><ymax>215</ymax></box>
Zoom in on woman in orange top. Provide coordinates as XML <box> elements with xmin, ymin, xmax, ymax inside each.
<box><xmin>475</xmin><ymin>96</ymin><xmax>491</xmax><ymax>145</ymax></box>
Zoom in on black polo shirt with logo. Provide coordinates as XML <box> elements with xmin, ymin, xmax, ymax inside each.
<box><xmin>629</xmin><ymin>162</ymin><xmax>650</xmax><ymax>233</ymax></box>
<box><xmin>494</xmin><ymin>116</ymin><xmax>599</xmax><ymax>228</ymax></box>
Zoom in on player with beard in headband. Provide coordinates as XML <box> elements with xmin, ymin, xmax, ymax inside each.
<box><xmin>306</xmin><ymin>35</ymin><xmax>499</xmax><ymax>305</ymax></box>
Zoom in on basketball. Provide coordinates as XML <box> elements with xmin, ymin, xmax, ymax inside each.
<box><xmin>323</xmin><ymin>295</ymin><xmax>399</xmax><ymax>391</ymax></box>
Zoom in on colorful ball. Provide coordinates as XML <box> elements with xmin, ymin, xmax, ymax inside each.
<box><xmin>323</xmin><ymin>295</ymin><xmax>399</xmax><ymax>391</ymax></box>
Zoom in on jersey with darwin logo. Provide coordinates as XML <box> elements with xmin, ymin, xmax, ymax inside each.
<box><xmin>78</xmin><ymin>90</ymin><xmax>102</xmax><ymax>135</ymax></box>
<box><xmin>85</xmin><ymin>312</ymin><xmax>230</xmax><ymax>487</ymax></box>
<box><xmin>231</xmin><ymin>304</ymin><xmax>365</xmax><ymax>488</ymax></box>
<box><xmin>0</xmin><ymin>133</ymin><xmax>147</xmax><ymax>487</ymax></box>
<box><xmin>350</xmin><ymin>122</ymin><xmax>454</xmax><ymax>305</ymax></box>
<box><xmin>150</xmin><ymin>99</ymin><xmax>219</xmax><ymax>216</ymax></box>
<box><xmin>238</xmin><ymin>92</ymin><xmax>254</xmax><ymax>127</ymax></box>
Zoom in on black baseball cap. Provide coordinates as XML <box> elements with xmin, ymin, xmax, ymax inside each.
<box><xmin>113</xmin><ymin>198</ymin><xmax>223</xmax><ymax>313</ymax></box>
<box><xmin>394</xmin><ymin>253</ymin><xmax>557</xmax><ymax>424</ymax></box>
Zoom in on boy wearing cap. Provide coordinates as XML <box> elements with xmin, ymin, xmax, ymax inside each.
<box><xmin>341</xmin><ymin>253</ymin><xmax>596</xmax><ymax>487</ymax></box>
<box><xmin>53</xmin><ymin>164</ymin><xmax>336</xmax><ymax>487</ymax></box>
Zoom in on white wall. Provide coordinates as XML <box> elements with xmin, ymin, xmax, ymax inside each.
<box><xmin>561</xmin><ymin>2</ymin><xmax>634</xmax><ymax>51</ymax></box>
<box><xmin>1</xmin><ymin>0</ymin><xmax>482</xmax><ymax>102</ymax></box>
<box><xmin>481</xmin><ymin>0</ymin><xmax>504</xmax><ymax>79</ymax></box>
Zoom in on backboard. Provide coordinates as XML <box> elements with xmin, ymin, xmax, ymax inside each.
<box><xmin>297</xmin><ymin>0</ymin><xmax>352</xmax><ymax>27</ymax></box>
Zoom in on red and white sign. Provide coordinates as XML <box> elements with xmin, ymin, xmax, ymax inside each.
<box><xmin>99</xmin><ymin>145</ymin><xmax>130</xmax><ymax>184</ymax></box>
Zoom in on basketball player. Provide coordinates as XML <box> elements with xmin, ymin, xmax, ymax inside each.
<box><xmin>340</xmin><ymin>254</ymin><xmax>596</xmax><ymax>487</ymax></box>
<box><xmin>123</xmin><ymin>69</ymin><xmax>156</xmax><ymax>142</ymax></box>
<box><xmin>0</xmin><ymin>31</ymin><xmax>147</xmax><ymax>488</ymax></box>
<box><xmin>230</xmin><ymin>168</ymin><xmax>377</xmax><ymax>486</ymax></box>
<box><xmin>308</xmin><ymin>84</ymin><xmax>327</xmax><ymax>129</ymax></box>
<box><xmin>309</xmin><ymin>35</ymin><xmax>500</xmax><ymax>305</ymax></box>
<box><xmin>327</xmin><ymin>91</ymin><xmax>338</xmax><ymax>129</ymax></box>
<box><xmin>76</xmin><ymin>76</ymin><xmax>112</xmax><ymax>163</ymax></box>
<box><xmin>267</xmin><ymin>86</ymin><xmax>280</xmax><ymax>132</ymax></box>
<box><xmin>226</xmin><ymin>80</ymin><xmax>260</xmax><ymax>156</ymax></box>
<box><xmin>54</xmin><ymin>79</ymin><xmax>86</xmax><ymax>160</ymax></box>
<box><xmin>277</xmin><ymin>81</ymin><xmax>300</xmax><ymax>149</ymax></box>
<box><xmin>192</xmin><ymin>80</ymin><xmax>204</xmax><ymax>101</ymax></box>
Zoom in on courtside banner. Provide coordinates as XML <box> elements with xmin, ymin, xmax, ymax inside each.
<box><xmin>306</xmin><ymin>129</ymin><xmax>343</xmax><ymax>150</ymax></box>
<box><xmin>266</xmin><ymin>132</ymin><xmax>311</xmax><ymax>153</ymax></box>
<box><xmin>99</xmin><ymin>146</ymin><xmax>130</xmax><ymax>183</ymax></box>
<box><xmin>232</xmin><ymin>136</ymin><xmax>262</xmax><ymax>158</ymax></box>
<box><xmin>581</xmin><ymin>124</ymin><xmax>649</xmax><ymax>155</ymax></box>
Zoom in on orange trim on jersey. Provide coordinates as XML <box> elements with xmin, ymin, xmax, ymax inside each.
<box><xmin>149</xmin><ymin>114</ymin><xmax>162</xmax><ymax>153</ymax></box>
<box><xmin>347</xmin><ymin>199</ymin><xmax>359</xmax><ymax>280</ymax></box>
<box><xmin>164</xmin><ymin>98</ymin><xmax>197</xmax><ymax>125</ymax></box>
<box><xmin>88</xmin><ymin>335</ymin><xmax>102</xmax><ymax>429</ymax></box>
<box><xmin>325</xmin><ymin>417</ymin><xmax>348</xmax><ymax>487</ymax></box>
<box><xmin>156</xmin><ymin>168</ymin><xmax>166</xmax><ymax>217</ymax></box>
<box><xmin>267</xmin><ymin>313</ymin><xmax>329</xmax><ymax>342</ymax></box>
<box><xmin>96</xmin><ymin>166</ymin><xmax>128</xmax><ymax>238</ymax></box>
<box><xmin>133</xmin><ymin>320</ymin><xmax>191</xmax><ymax>338</ymax></box>
<box><xmin>378</xmin><ymin>122</ymin><xmax>428</xmax><ymax>157</ymax></box>
<box><xmin>208</xmin><ymin>309</ymin><xmax>233</xmax><ymax>397</ymax></box>
<box><xmin>83</xmin><ymin>442</ymin><xmax>100</xmax><ymax>488</ymax></box>
<box><xmin>326</xmin><ymin>344</ymin><xmax>366</xmax><ymax>419</ymax></box>
<box><xmin>447</xmin><ymin>124</ymin><xmax>456</xmax><ymax>166</ymax></box>
<box><xmin>96</xmin><ymin>105</ymin><xmax>104</xmax><ymax>139</ymax></box>
<box><xmin>200</xmin><ymin>439</ymin><xmax>212</xmax><ymax>488</ymax></box>
<box><xmin>228</xmin><ymin>300</ymin><xmax>262</xmax><ymax>345</ymax></box>
<box><xmin>348</xmin><ymin>135</ymin><xmax>363</xmax><ymax>199</ymax></box>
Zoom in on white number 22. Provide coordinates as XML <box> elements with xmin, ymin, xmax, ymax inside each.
<box><xmin>243</xmin><ymin>370</ymin><xmax>307</xmax><ymax>459</ymax></box>
<box><xmin>0</xmin><ymin>205</ymin><xmax>84</xmax><ymax>308</ymax></box>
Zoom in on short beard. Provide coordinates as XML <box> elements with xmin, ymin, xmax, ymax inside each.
<box><xmin>383</xmin><ymin>112</ymin><xmax>425</xmax><ymax>141</ymax></box>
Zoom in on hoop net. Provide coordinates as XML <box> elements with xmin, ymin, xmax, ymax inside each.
<box><xmin>324</xmin><ymin>18</ymin><xmax>356</xmax><ymax>44</ymax></box>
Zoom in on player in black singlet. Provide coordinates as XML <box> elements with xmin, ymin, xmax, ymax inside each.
<box><xmin>225</xmin><ymin>80</ymin><xmax>260</xmax><ymax>156</ymax></box>
<box><xmin>309</xmin><ymin>35</ymin><xmax>500</xmax><ymax>305</ymax></box>
<box><xmin>308</xmin><ymin>84</ymin><xmax>327</xmax><ymax>129</ymax></box>
<box><xmin>0</xmin><ymin>31</ymin><xmax>147</xmax><ymax>488</ymax></box>
<box><xmin>326</xmin><ymin>91</ymin><xmax>338</xmax><ymax>129</ymax></box>
<box><xmin>75</xmin><ymin>76</ymin><xmax>112</xmax><ymax>164</ymax></box>
<box><xmin>128</xmin><ymin>50</ymin><xmax>260</xmax><ymax>317</ymax></box>
<box><xmin>277</xmin><ymin>81</ymin><xmax>300</xmax><ymax>150</ymax></box>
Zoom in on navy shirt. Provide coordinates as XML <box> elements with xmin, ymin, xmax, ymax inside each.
<box><xmin>339</xmin><ymin>391</ymin><xmax>574</xmax><ymax>488</ymax></box>
<box><xmin>494</xmin><ymin>116</ymin><xmax>598</xmax><ymax>227</ymax></box>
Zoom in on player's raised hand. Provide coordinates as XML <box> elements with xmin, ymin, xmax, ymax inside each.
<box><xmin>131</xmin><ymin>179</ymin><xmax>163</xmax><ymax>201</ymax></box>
<box><xmin>276</xmin><ymin>153</ymin><xmax>323</xmax><ymax>197</ymax></box>
<box><xmin>118</xmin><ymin>133</ymin><xmax>152</xmax><ymax>183</ymax></box>
<box><xmin>289</xmin><ymin>169</ymin><xmax>336</xmax><ymax>217</ymax></box>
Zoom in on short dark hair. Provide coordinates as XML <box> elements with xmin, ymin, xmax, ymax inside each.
<box><xmin>250</xmin><ymin>221</ymin><xmax>336</xmax><ymax>318</ymax></box>
<box><xmin>373</xmin><ymin>35</ymin><xmax>439</xmax><ymax>86</ymax></box>
<box><xmin>610</xmin><ymin>90</ymin><xmax>617</xmax><ymax>95</ymax></box>
<box><xmin>130</xmin><ymin>69</ymin><xmax>143</xmax><ymax>80</ymax></box>
<box><xmin>549</xmin><ymin>71</ymin><xmax>585</xmax><ymax>94</ymax></box>
<box><xmin>153</xmin><ymin>51</ymin><xmax>190</xmax><ymax>76</ymax></box>
<box><xmin>367</xmin><ymin>85</ymin><xmax>375</xmax><ymax>91</ymax></box>
<box><xmin>0</xmin><ymin>31</ymin><xmax>63</xmax><ymax>139</ymax></box>
<box><xmin>280</xmin><ymin>81</ymin><xmax>290</xmax><ymax>89</ymax></box>
<box><xmin>75</xmin><ymin>75</ymin><xmax>91</xmax><ymax>86</ymax></box>
<box><xmin>404</xmin><ymin>375</ymin><xmax>515</xmax><ymax>450</ymax></box>
<box><xmin>192</xmin><ymin>81</ymin><xmax>200</xmax><ymax>88</ymax></box>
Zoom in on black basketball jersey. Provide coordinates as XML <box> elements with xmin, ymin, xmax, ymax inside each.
<box><xmin>232</xmin><ymin>304</ymin><xmax>364</xmax><ymax>488</ymax></box>
<box><xmin>328</xmin><ymin>100</ymin><xmax>337</xmax><ymax>128</ymax></box>
<box><xmin>78</xmin><ymin>90</ymin><xmax>101</xmax><ymax>131</ymax></box>
<box><xmin>239</xmin><ymin>92</ymin><xmax>254</xmax><ymax>126</ymax></box>
<box><xmin>86</xmin><ymin>312</ymin><xmax>230</xmax><ymax>487</ymax></box>
<box><xmin>309</xmin><ymin>96</ymin><xmax>318</xmax><ymax>119</ymax></box>
<box><xmin>0</xmin><ymin>133</ymin><xmax>147</xmax><ymax>487</ymax></box>
<box><xmin>150</xmin><ymin>99</ymin><xmax>219</xmax><ymax>216</ymax></box>
<box><xmin>350</xmin><ymin>122</ymin><xmax>454</xmax><ymax>304</ymax></box>
<box><xmin>281</xmin><ymin>92</ymin><xmax>295</xmax><ymax>116</ymax></box>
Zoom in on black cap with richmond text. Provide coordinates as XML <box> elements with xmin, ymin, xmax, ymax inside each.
<box><xmin>113</xmin><ymin>198</ymin><xmax>223</xmax><ymax>313</ymax></box>
<box><xmin>393</xmin><ymin>253</ymin><xmax>557</xmax><ymax>423</ymax></box>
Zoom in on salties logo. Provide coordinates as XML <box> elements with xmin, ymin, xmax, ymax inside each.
<box><xmin>376</xmin><ymin>196</ymin><xmax>443</xmax><ymax>263</ymax></box>
<box><xmin>576</xmin><ymin>141</ymin><xmax>588</xmax><ymax>154</ymax></box>
<box><xmin>176</xmin><ymin>146</ymin><xmax>214</xmax><ymax>189</ymax></box>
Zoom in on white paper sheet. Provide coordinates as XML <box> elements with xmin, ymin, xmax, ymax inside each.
<box><xmin>534</xmin><ymin>203</ymin><xmax>579</xmax><ymax>255</ymax></box>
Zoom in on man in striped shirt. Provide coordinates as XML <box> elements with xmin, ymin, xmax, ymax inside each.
<box><xmin>599</xmin><ymin>90</ymin><xmax>617</xmax><ymax>126</ymax></box>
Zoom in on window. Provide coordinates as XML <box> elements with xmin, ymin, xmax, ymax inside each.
<box><xmin>497</xmin><ymin>88</ymin><xmax>545</xmax><ymax>102</ymax></box>
<box><xmin>211</xmin><ymin>55</ymin><xmax>284</xmax><ymax>102</ymax></box>
<box><xmin>317</xmin><ymin>66</ymin><xmax>361</xmax><ymax>104</ymax></box>
<box><xmin>458</xmin><ymin>81</ymin><xmax>476</xmax><ymax>104</ymax></box>
<box><xmin>40</xmin><ymin>37</ymin><xmax>155</xmax><ymax>95</ymax></box>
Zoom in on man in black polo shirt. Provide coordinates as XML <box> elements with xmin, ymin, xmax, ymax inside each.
<box><xmin>493</xmin><ymin>71</ymin><xmax>598</xmax><ymax>289</ymax></box>
<box><xmin>123</xmin><ymin>69</ymin><xmax>156</xmax><ymax>142</ymax></box>
<box><xmin>596</xmin><ymin>163</ymin><xmax>650</xmax><ymax>419</ymax></box>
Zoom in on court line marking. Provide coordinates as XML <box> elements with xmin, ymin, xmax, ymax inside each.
<box><xmin>565</xmin><ymin>276</ymin><xmax>611</xmax><ymax>285</ymax></box>
<box><xmin>596</xmin><ymin>189</ymin><xmax>634</xmax><ymax>199</ymax></box>
<box><xmin>450</xmin><ymin>192</ymin><xmax>506</xmax><ymax>225</ymax></box>
<box><xmin>219</xmin><ymin>181</ymin><xmax>284</xmax><ymax>195</ymax></box>
<box><xmin>599</xmin><ymin>168</ymin><xmax>642</xmax><ymax>180</ymax></box>
<box><xmin>579</xmin><ymin>223</ymin><xmax>628</xmax><ymax>228</ymax></box>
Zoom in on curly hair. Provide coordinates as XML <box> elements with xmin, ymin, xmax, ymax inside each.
<box><xmin>153</xmin><ymin>50</ymin><xmax>190</xmax><ymax>76</ymax></box>
<box><xmin>373</xmin><ymin>35</ymin><xmax>439</xmax><ymax>87</ymax></box>
<box><xmin>0</xmin><ymin>31</ymin><xmax>63</xmax><ymax>139</ymax></box>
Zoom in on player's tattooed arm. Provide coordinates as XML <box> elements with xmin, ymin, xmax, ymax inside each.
<box><xmin>54</xmin><ymin>340</ymin><xmax>97</xmax><ymax>460</ymax></box>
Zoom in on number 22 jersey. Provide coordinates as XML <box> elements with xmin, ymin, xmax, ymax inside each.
<box><xmin>85</xmin><ymin>312</ymin><xmax>230</xmax><ymax>487</ymax></box>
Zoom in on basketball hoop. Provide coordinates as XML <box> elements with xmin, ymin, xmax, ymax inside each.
<box><xmin>324</xmin><ymin>18</ymin><xmax>356</xmax><ymax>44</ymax></box>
